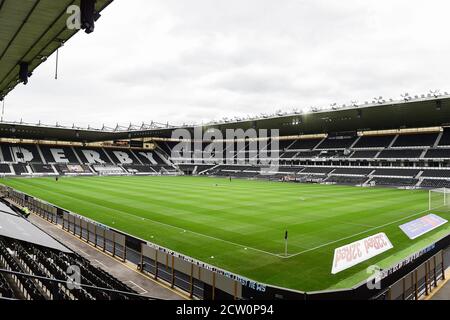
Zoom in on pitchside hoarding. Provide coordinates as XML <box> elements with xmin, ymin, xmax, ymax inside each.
<box><xmin>331</xmin><ymin>233</ymin><xmax>393</xmax><ymax>274</ymax></box>
<box><xmin>399</xmin><ymin>214</ymin><xmax>448</xmax><ymax>240</ymax></box>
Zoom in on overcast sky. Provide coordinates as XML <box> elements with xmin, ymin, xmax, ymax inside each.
<box><xmin>4</xmin><ymin>0</ymin><xmax>450</xmax><ymax>128</ymax></box>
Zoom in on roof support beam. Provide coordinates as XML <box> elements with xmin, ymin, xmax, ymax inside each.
<box><xmin>0</xmin><ymin>0</ymin><xmax>114</xmax><ymax>98</ymax></box>
<box><xmin>0</xmin><ymin>0</ymin><xmax>6</xmax><ymax>14</ymax></box>
<box><xmin>0</xmin><ymin>0</ymin><xmax>75</xmax><ymax>91</ymax></box>
<box><xmin>0</xmin><ymin>0</ymin><xmax>42</xmax><ymax>61</ymax></box>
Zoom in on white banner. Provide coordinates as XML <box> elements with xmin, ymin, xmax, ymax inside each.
<box><xmin>331</xmin><ymin>232</ymin><xmax>393</xmax><ymax>274</ymax></box>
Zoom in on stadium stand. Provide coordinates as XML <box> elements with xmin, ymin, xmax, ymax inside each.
<box><xmin>330</xmin><ymin>168</ymin><xmax>373</xmax><ymax>175</ymax></box>
<box><xmin>280</xmin><ymin>151</ymin><xmax>298</xmax><ymax>159</ymax></box>
<box><xmin>74</xmin><ymin>147</ymin><xmax>113</xmax><ymax>165</ymax></box>
<box><xmin>294</xmin><ymin>151</ymin><xmax>321</xmax><ymax>158</ymax></box>
<box><xmin>0</xmin><ymin>236</ymin><xmax>143</xmax><ymax>300</ymax></box>
<box><xmin>92</xmin><ymin>165</ymin><xmax>125</xmax><ymax>175</ymax></box>
<box><xmin>421</xmin><ymin>170</ymin><xmax>450</xmax><ymax>178</ymax></box>
<box><xmin>423</xmin><ymin>149</ymin><xmax>450</xmax><ymax>158</ymax></box>
<box><xmin>353</xmin><ymin>135</ymin><xmax>394</xmax><ymax>148</ymax></box>
<box><xmin>377</xmin><ymin>149</ymin><xmax>423</xmax><ymax>158</ymax></box>
<box><xmin>0</xmin><ymin>164</ymin><xmax>12</xmax><ymax>175</ymax></box>
<box><xmin>350</xmin><ymin>150</ymin><xmax>380</xmax><ymax>158</ymax></box>
<box><xmin>420</xmin><ymin>179</ymin><xmax>450</xmax><ymax>188</ymax></box>
<box><xmin>300</xmin><ymin>167</ymin><xmax>334</xmax><ymax>175</ymax></box>
<box><xmin>370</xmin><ymin>177</ymin><xmax>419</xmax><ymax>187</ymax></box>
<box><xmin>54</xmin><ymin>164</ymin><xmax>92</xmax><ymax>175</ymax></box>
<box><xmin>393</xmin><ymin>133</ymin><xmax>438</xmax><ymax>147</ymax></box>
<box><xmin>372</xmin><ymin>169</ymin><xmax>420</xmax><ymax>177</ymax></box>
<box><xmin>3</xmin><ymin>144</ymin><xmax>43</xmax><ymax>163</ymax></box>
<box><xmin>12</xmin><ymin>164</ymin><xmax>28</xmax><ymax>175</ymax></box>
<box><xmin>40</xmin><ymin>145</ymin><xmax>81</xmax><ymax>164</ymax></box>
<box><xmin>315</xmin><ymin>136</ymin><xmax>356</xmax><ymax>149</ymax></box>
<box><xmin>277</xmin><ymin>140</ymin><xmax>295</xmax><ymax>150</ymax></box>
<box><xmin>438</xmin><ymin>129</ymin><xmax>450</xmax><ymax>146</ymax></box>
<box><xmin>286</xmin><ymin>139</ymin><xmax>322</xmax><ymax>150</ymax></box>
<box><xmin>122</xmin><ymin>164</ymin><xmax>156</xmax><ymax>174</ymax></box>
<box><xmin>31</xmin><ymin>164</ymin><xmax>56</xmax><ymax>174</ymax></box>
<box><xmin>325</xmin><ymin>176</ymin><xmax>368</xmax><ymax>185</ymax></box>
<box><xmin>0</xmin><ymin>144</ymin><xmax>13</xmax><ymax>162</ymax></box>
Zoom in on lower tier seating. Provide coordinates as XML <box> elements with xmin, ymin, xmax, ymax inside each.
<box><xmin>31</xmin><ymin>164</ymin><xmax>55</xmax><ymax>174</ymax></box>
<box><xmin>370</xmin><ymin>177</ymin><xmax>418</xmax><ymax>187</ymax></box>
<box><xmin>0</xmin><ymin>236</ymin><xmax>144</xmax><ymax>300</ymax></box>
<box><xmin>421</xmin><ymin>179</ymin><xmax>450</xmax><ymax>188</ymax></box>
<box><xmin>325</xmin><ymin>176</ymin><xmax>368</xmax><ymax>185</ymax></box>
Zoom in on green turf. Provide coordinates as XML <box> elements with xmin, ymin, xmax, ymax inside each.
<box><xmin>2</xmin><ymin>176</ymin><xmax>449</xmax><ymax>292</ymax></box>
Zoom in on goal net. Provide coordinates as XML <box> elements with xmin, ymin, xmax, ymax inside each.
<box><xmin>429</xmin><ymin>188</ymin><xmax>450</xmax><ymax>211</ymax></box>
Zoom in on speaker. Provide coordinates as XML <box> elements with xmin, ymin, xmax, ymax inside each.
<box><xmin>80</xmin><ymin>0</ymin><xmax>97</xmax><ymax>34</ymax></box>
<box><xmin>19</xmin><ymin>62</ymin><xmax>30</xmax><ymax>84</ymax></box>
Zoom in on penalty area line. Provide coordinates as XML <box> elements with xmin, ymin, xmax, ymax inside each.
<box><xmin>280</xmin><ymin>206</ymin><xmax>433</xmax><ymax>259</ymax></box>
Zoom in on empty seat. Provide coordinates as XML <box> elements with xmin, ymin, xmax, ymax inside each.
<box><xmin>438</xmin><ymin>130</ymin><xmax>450</xmax><ymax>146</ymax></box>
<box><xmin>371</xmin><ymin>177</ymin><xmax>418</xmax><ymax>187</ymax></box>
<box><xmin>295</xmin><ymin>151</ymin><xmax>321</xmax><ymax>158</ymax></box>
<box><xmin>377</xmin><ymin>149</ymin><xmax>423</xmax><ymax>158</ymax></box>
<box><xmin>31</xmin><ymin>164</ymin><xmax>55</xmax><ymax>173</ymax></box>
<box><xmin>6</xmin><ymin>144</ymin><xmax>43</xmax><ymax>163</ymax></box>
<box><xmin>393</xmin><ymin>133</ymin><xmax>438</xmax><ymax>147</ymax></box>
<box><xmin>331</xmin><ymin>168</ymin><xmax>373</xmax><ymax>175</ymax></box>
<box><xmin>280</xmin><ymin>151</ymin><xmax>298</xmax><ymax>158</ymax></box>
<box><xmin>373</xmin><ymin>169</ymin><xmax>419</xmax><ymax>177</ymax></box>
<box><xmin>300</xmin><ymin>167</ymin><xmax>333</xmax><ymax>174</ymax></box>
<box><xmin>326</xmin><ymin>176</ymin><xmax>368</xmax><ymax>185</ymax></box>
<box><xmin>12</xmin><ymin>163</ymin><xmax>28</xmax><ymax>175</ymax></box>
<box><xmin>316</xmin><ymin>137</ymin><xmax>356</xmax><ymax>149</ymax></box>
<box><xmin>421</xmin><ymin>170</ymin><xmax>450</xmax><ymax>178</ymax></box>
<box><xmin>353</xmin><ymin>135</ymin><xmax>394</xmax><ymax>148</ymax></box>
<box><xmin>421</xmin><ymin>179</ymin><xmax>450</xmax><ymax>188</ymax></box>
<box><xmin>0</xmin><ymin>163</ymin><xmax>11</xmax><ymax>174</ymax></box>
<box><xmin>40</xmin><ymin>145</ymin><xmax>80</xmax><ymax>163</ymax></box>
<box><xmin>75</xmin><ymin>147</ymin><xmax>113</xmax><ymax>164</ymax></box>
<box><xmin>286</xmin><ymin>139</ymin><xmax>322</xmax><ymax>150</ymax></box>
<box><xmin>423</xmin><ymin>149</ymin><xmax>450</xmax><ymax>158</ymax></box>
<box><xmin>350</xmin><ymin>150</ymin><xmax>379</xmax><ymax>158</ymax></box>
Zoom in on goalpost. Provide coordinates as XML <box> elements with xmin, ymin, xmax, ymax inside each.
<box><xmin>428</xmin><ymin>188</ymin><xmax>450</xmax><ymax>211</ymax></box>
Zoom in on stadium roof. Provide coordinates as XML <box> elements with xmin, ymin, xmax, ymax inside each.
<box><xmin>0</xmin><ymin>0</ymin><xmax>113</xmax><ymax>100</ymax></box>
<box><xmin>0</xmin><ymin>201</ymin><xmax>71</xmax><ymax>253</ymax></box>
<box><xmin>201</xmin><ymin>95</ymin><xmax>450</xmax><ymax>137</ymax></box>
<box><xmin>1</xmin><ymin>95</ymin><xmax>450</xmax><ymax>142</ymax></box>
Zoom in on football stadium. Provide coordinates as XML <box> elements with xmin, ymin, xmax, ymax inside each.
<box><xmin>0</xmin><ymin>0</ymin><xmax>449</xmax><ymax>303</ymax></box>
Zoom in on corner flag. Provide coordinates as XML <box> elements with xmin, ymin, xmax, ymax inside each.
<box><xmin>284</xmin><ymin>230</ymin><xmax>288</xmax><ymax>256</ymax></box>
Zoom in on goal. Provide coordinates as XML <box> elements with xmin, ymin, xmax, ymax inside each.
<box><xmin>429</xmin><ymin>188</ymin><xmax>450</xmax><ymax>211</ymax></box>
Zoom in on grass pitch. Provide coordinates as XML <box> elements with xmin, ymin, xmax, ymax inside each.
<box><xmin>2</xmin><ymin>176</ymin><xmax>450</xmax><ymax>292</ymax></box>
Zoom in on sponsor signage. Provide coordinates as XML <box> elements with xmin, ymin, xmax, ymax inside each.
<box><xmin>331</xmin><ymin>233</ymin><xmax>393</xmax><ymax>274</ymax></box>
<box><xmin>399</xmin><ymin>214</ymin><xmax>448</xmax><ymax>240</ymax></box>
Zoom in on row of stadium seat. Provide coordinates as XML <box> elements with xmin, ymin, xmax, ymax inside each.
<box><xmin>161</xmin><ymin>131</ymin><xmax>450</xmax><ymax>154</ymax></box>
<box><xmin>0</xmin><ymin>163</ymin><xmax>179</xmax><ymax>176</ymax></box>
<box><xmin>166</xmin><ymin>144</ymin><xmax>450</xmax><ymax>162</ymax></box>
<box><xmin>0</xmin><ymin>143</ymin><xmax>167</xmax><ymax>166</ymax></box>
<box><xmin>0</xmin><ymin>236</ymin><xmax>144</xmax><ymax>300</ymax></box>
<box><xmin>202</xmin><ymin>165</ymin><xmax>450</xmax><ymax>187</ymax></box>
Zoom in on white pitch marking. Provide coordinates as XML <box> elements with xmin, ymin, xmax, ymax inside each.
<box><xmin>124</xmin><ymin>280</ymin><xmax>147</xmax><ymax>294</ymax></box>
<box><xmin>281</xmin><ymin>206</ymin><xmax>434</xmax><ymax>259</ymax></box>
<box><xmin>94</xmin><ymin>259</ymin><xmax>107</xmax><ymax>268</ymax></box>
